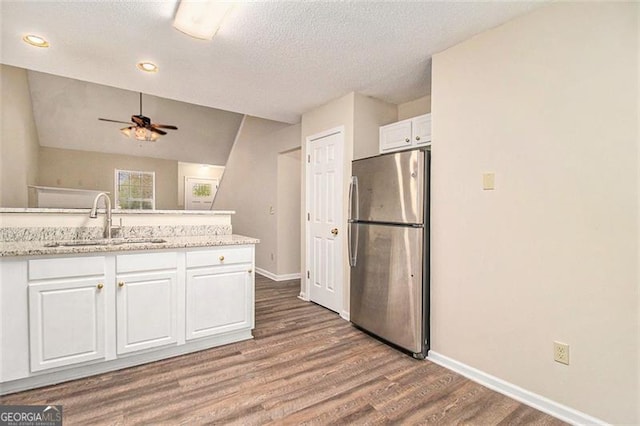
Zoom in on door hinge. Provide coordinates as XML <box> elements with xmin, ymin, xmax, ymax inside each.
<box><xmin>307</xmin><ymin>154</ymin><xmax>311</xmax><ymax>163</ymax></box>
<box><xmin>307</xmin><ymin>270</ymin><xmax>310</xmax><ymax>279</ymax></box>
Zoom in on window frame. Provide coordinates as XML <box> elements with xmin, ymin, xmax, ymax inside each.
<box><xmin>114</xmin><ymin>169</ymin><xmax>156</xmax><ymax>210</ymax></box>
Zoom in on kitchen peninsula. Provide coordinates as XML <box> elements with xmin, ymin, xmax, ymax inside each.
<box><xmin>0</xmin><ymin>208</ymin><xmax>259</xmax><ymax>394</ymax></box>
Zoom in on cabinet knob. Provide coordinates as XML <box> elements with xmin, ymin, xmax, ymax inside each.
<box><xmin>415</xmin><ymin>136</ymin><xmax>421</xmax><ymax>141</ymax></box>
<box><xmin>248</xmin><ymin>269</ymin><xmax>253</xmax><ymax>274</ymax></box>
<box><xmin>331</xmin><ymin>228</ymin><xmax>339</xmax><ymax>236</ymax></box>
<box><xmin>219</xmin><ymin>255</ymin><xmax>225</xmax><ymax>262</ymax></box>
<box><xmin>118</xmin><ymin>281</ymin><xmax>125</xmax><ymax>288</ymax></box>
<box><xmin>405</xmin><ymin>138</ymin><xmax>410</xmax><ymax>143</ymax></box>
<box><xmin>97</xmin><ymin>283</ymin><xmax>104</xmax><ymax>290</ymax></box>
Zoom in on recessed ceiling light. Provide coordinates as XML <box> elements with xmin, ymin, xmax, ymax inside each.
<box><xmin>137</xmin><ymin>62</ymin><xmax>158</xmax><ymax>73</ymax></box>
<box><xmin>23</xmin><ymin>34</ymin><xmax>49</xmax><ymax>48</ymax></box>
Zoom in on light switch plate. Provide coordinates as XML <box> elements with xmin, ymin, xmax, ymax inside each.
<box><xmin>482</xmin><ymin>172</ymin><xmax>495</xmax><ymax>190</ymax></box>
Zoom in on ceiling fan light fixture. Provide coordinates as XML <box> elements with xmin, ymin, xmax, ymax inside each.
<box><xmin>121</xmin><ymin>126</ymin><xmax>159</xmax><ymax>142</ymax></box>
<box><xmin>23</xmin><ymin>34</ymin><xmax>49</xmax><ymax>48</ymax></box>
<box><xmin>137</xmin><ymin>61</ymin><xmax>158</xmax><ymax>73</ymax></box>
<box><xmin>173</xmin><ymin>0</ymin><xmax>234</xmax><ymax>40</ymax></box>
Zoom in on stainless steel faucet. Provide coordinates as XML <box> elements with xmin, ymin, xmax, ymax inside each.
<box><xmin>89</xmin><ymin>192</ymin><xmax>114</xmax><ymax>239</ymax></box>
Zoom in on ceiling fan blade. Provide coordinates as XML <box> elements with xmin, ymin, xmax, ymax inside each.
<box><xmin>152</xmin><ymin>124</ymin><xmax>178</xmax><ymax>130</ymax></box>
<box><xmin>99</xmin><ymin>118</ymin><xmax>132</xmax><ymax>125</ymax></box>
<box><xmin>149</xmin><ymin>127</ymin><xmax>167</xmax><ymax>136</ymax></box>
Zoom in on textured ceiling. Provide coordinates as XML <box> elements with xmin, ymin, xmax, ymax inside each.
<box><xmin>1</xmin><ymin>1</ymin><xmax>547</xmax><ymax>124</ymax></box>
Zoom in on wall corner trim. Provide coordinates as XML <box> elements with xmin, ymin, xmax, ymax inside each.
<box><xmin>427</xmin><ymin>351</ymin><xmax>607</xmax><ymax>426</ymax></box>
<box><xmin>255</xmin><ymin>268</ymin><xmax>301</xmax><ymax>282</ymax></box>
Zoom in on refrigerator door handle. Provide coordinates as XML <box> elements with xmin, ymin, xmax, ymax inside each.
<box><xmin>348</xmin><ymin>176</ymin><xmax>359</xmax><ymax>221</ymax></box>
<box><xmin>348</xmin><ymin>222</ymin><xmax>359</xmax><ymax>267</ymax></box>
<box><xmin>348</xmin><ymin>176</ymin><xmax>359</xmax><ymax>267</ymax></box>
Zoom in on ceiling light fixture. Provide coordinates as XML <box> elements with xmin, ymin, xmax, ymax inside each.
<box><xmin>121</xmin><ymin>126</ymin><xmax>160</xmax><ymax>142</ymax></box>
<box><xmin>173</xmin><ymin>0</ymin><xmax>234</xmax><ymax>40</ymax></box>
<box><xmin>23</xmin><ymin>34</ymin><xmax>49</xmax><ymax>48</ymax></box>
<box><xmin>137</xmin><ymin>62</ymin><xmax>158</xmax><ymax>73</ymax></box>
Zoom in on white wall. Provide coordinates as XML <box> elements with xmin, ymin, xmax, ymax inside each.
<box><xmin>214</xmin><ymin>116</ymin><xmax>300</xmax><ymax>276</ymax></box>
<box><xmin>0</xmin><ymin>65</ymin><xmax>39</xmax><ymax>207</ymax></box>
<box><xmin>430</xmin><ymin>2</ymin><xmax>638</xmax><ymax>423</ymax></box>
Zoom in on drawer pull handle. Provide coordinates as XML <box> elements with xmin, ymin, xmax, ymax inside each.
<box><xmin>118</xmin><ymin>281</ymin><xmax>125</xmax><ymax>288</ymax></box>
<box><xmin>219</xmin><ymin>255</ymin><xmax>225</xmax><ymax>262</ymax></box>
<box><xmin>97</xmin><ymin>283</ymin><xmax>104</xmax><ymax>290</ymax></box>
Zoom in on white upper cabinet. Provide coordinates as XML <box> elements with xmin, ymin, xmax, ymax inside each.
<box><xmin>380</xmin><ymin>113</ymin><xmax>431</xmax><ymax>153</ymax></box>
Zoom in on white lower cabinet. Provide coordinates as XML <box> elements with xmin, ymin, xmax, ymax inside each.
<box><xmin>1</xmin><ymin>244</ymin><xmax>255</xmax><ymax>394</ymax></box>
<box><xmin>28</xmin><ymin>277</ymin><xmax>106</xmax><ymax>372</ymax></box>
<box><xmin>116</xmin><ymin>252</ymin><xmax>178</xmax><ymax>354</ymax></box>
<box><xmin>116</xmin><ymin>271</ymin><xmax>178</xmax><ymax>354</ymax></box>
<box><xmin>186</xmin><ymin>265</ymin><xmax>253</xmax><ymax>340</ymax></box>
<box><xmin>27</xmin><ymin>256</ymin><xmax>107</xmax><ymax>372</ymax></box>
<box><xmin>186</xmin><ymin>247</ymin><xmax>254</xmax><ymax>341</ymax></box>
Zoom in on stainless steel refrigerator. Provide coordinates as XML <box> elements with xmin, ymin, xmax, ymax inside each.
<box><xmin>348</xmin><ymin>148</ymin><xmax>430</xmax><ymax>359</ymax></box>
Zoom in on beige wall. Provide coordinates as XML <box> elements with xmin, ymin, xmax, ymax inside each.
<box><xmin>431</xmin><ymin>2</ymin><xmax>638</xmax><ymax>423</ymax></box>
<box><xmin>214</xmin><ymin>116</ymin><xmax>300</xmax><ymax>275</ymax></box>
<box><xmin>38</xmin><ymin>147</ymin><xmax>179</xmax><ymax>210</ymax></box>
<box><xmin>0</xmin><ymin>65</ymin><xmax>39</xmax><ymax>207</ymax></box>
<box><xmin>397</xmin><ymin>95</ymin><xmax>431</xmax><ymax>120</ymax></box>
<box><xmin>277</xmin><ymin>149</ymin><xmax>302</xmax><ymax>275</ymax></box>
<box><xmin>177</xmin><ymin>162</ymin><xmax>225</xmax><ymax>208</ymax></box>
<box><xmin>353</xmin><ymin>93</ymin><xmax>397</xmax><ymax>160</ymax></box>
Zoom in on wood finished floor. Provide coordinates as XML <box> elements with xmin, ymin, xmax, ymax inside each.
<box><xmin>1</xmin><ymin>275</ymin><xmax>565</xmax><ymax>425</ymax></box>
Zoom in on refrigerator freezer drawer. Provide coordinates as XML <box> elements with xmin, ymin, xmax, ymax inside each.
<box><xmin>351</xmin><ymin>149</ymin><xmax>425</xmax><ymax>225</ymax></box>
<box><xmin>350</xmin><ymin>223</ymin><xmax>424</xmax><ymax>353</ymax></box>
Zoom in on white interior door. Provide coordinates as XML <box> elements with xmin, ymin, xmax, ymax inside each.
<box><xmin>306</xmin><ymin>128</ymin><xmax>344</xmax><ymax>314</ymax></box>
<box><xmin>185</xmin><ymin>177</ymin><xmax>218</xmax><ymax>210</ymax></box>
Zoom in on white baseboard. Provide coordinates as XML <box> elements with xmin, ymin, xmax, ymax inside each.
<box><xmin>340</xmin><ymin>310</ymin><xmax>350</xmax><ymax>321</ymax></box>
<box><xmin>255</xmin><ymin>267</ymin><xmax>301</xmax><ymax>282</ymax></box>
<box><xmin>427</xmin><ymin>351</ymin><xmax>606</xmax><ymax>426</ymax></box>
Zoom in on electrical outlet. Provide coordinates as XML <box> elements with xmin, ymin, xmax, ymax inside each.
<box><xmin>554</xmin><ymin>341</ymin><xmax>569</xmax><ymax>365</ymax></box>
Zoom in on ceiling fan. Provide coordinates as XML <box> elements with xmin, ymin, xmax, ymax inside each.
<box><xmin>99</xmin><ymin>92</ymin><xmax>178</xmax><ymax>141</ymax></box>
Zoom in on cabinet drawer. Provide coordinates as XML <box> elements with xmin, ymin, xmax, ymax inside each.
<box><xmin>117</xmin><ymin>252</ymin><xmax>177</xmax><ymax>273</ymax></box>
<box><xmin>186</xmin><ymin>246</ymin><xmax>252</xmax><ymax>268</ymax></box>
<box><xmin>29</xmin><ymin>256</ymin><xmax>105</xmax><ymax>280</ymax></box>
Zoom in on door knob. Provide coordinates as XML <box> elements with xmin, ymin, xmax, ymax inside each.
<box><xmin>97</xmin><ymin>283</ymin><xmax>104</xmax><ymax>290</ymax></box>
<box><xmin>331</xmin><ymin>228</ymin><xmax>339</xmax><ymax>236</ymax></box>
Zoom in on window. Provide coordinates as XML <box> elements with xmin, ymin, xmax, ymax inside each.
<box><xmin>114</xmin><ymin>169</ymin><xmax>155</xmax><ymax>210</ymax></box>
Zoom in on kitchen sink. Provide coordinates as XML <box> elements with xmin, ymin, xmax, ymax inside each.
<box><xmin>44</xmin><ymin>238</ymin><xmax>166</xmax><ymax>247</ymax></box>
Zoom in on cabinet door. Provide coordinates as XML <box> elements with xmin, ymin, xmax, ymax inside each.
<box><xmin>116</xmin><ymin>271</ymin><xmax>178</xmax><ymax>354</ymax></box>
<box><xmin>379</xmin><ymin>120</ymin><xmax>413</xmax><ymax>153</ymax></box>
<box><xmin>412</xmin><ymin>114</ymin><xmax>432</xmax><ymax>145</ymax></box>
<box><xmin>186</xmin><ymin>265</ymin><xmax>253</xmax><ymax>341</ymax></box>
<box><xmin>29</xmin><ymin>278</ymin><xmax>106</xmax><ymax>372</ymax></box>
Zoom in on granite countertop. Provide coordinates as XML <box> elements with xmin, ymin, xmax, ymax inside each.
<box><xmin>0</xmin><ymin>234</ymin><xmax>259</xmax><ymax>257</ymax></box>
<box><xmin>0</xmin><ymin>208</ymin><xmax>236</xmax><ymax>215</ymax></box>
